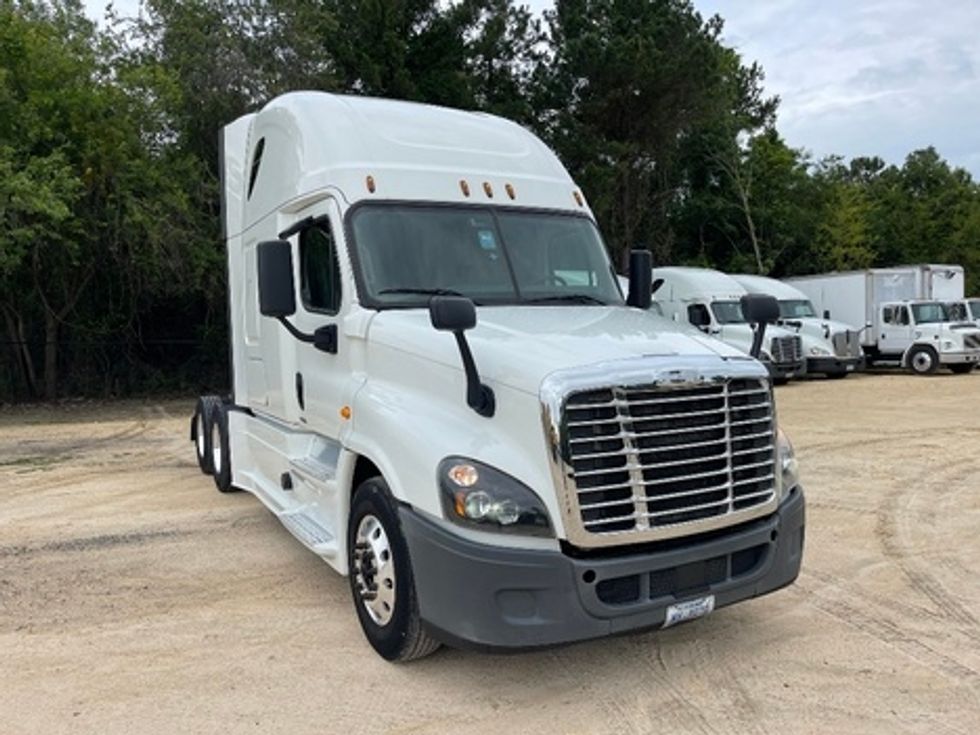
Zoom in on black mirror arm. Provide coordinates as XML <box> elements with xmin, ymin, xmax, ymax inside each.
<box><xmin>749</xmin><ymin>322</ymin><xmax>768</xmax><ymax>359</ymax></box>
<box><xmin>453</xmin><ymin>331</ymin><xmax>495</xmax><ymax>418</ymax></box>
<box><xmin>276</xmin><ymin>317</ymin><xmax>337</xmax><ymax>354</ymax></box>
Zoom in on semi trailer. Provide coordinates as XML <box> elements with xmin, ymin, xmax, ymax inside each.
<box><xmin>650</xmin><ymin>267</ymin><xmax>806</xmax><ymax>381</ymax></box>
<box><xmin>731</xmin><ymin>274</ymin><xmax>864</xmax><ymax>378</ymax></box>
<box><xmin>190</xmin><ymin>92</ymin><xmax>805</xmax><ymax>661</ymax></box>
<box><xmin>786</xmin><ymin>267</ymin><xmax>980</xmax><ymax>374</ymax></box>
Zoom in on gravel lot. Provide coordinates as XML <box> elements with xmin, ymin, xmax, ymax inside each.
<box><xmin>1</xmin><ymin>372</ymin><xmax>979</xmax><ymax>734</ymax></box>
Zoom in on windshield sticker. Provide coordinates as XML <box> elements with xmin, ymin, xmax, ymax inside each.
<box><xmin>477</xmin><ymin>230</ymin><xmax>497</xmax><ymax>252</ymax></box>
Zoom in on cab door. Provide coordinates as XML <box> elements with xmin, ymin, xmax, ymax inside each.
<box><xmin>286</xmin><ymin>198</ymin><xmax>354</xmax><ymax>440</ymax></box>
<box><xmin>879</xmin><ymin>303</ymin><xmax>913</xmax><ymax>355</ymax></box>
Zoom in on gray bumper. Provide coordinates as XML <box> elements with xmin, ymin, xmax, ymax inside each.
<box><xmin>808</xmin><ymin>355</ymin><xmax>864</xmax><ymax>375</ymax></box>
<box><xmin>939</xmin><ymin>351</ymin><xmax>980</xmax><ymax>365</ymax></box>
<box><xmin>767</xmin><ymin>361</ymin><xmax>805</xmax><ymax>380</ymax></box>
<box><xmin>401</xmin><ymin>487</ymin><xmax>805</xmax><ymax>651</ymax></box>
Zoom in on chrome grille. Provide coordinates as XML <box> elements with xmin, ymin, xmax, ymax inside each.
<box><xmin>831</xmin><ymin>330</ymin><xmax>862</xmax><ymax>357</ymax></box>
<box><xmin>769</xmin><ymin>335</ymin><xmax>803</xmax><ymax>366</ymax></box>
<box><xmin>563</xmin><ymin>378</ymin><xmax>776</xmax><ymax>537</ymax></box>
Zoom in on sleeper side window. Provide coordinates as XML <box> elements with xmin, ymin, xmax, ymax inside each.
<box><xmin>299</xmin><ymin>223</ymin><xmax>342</xmax><ymax>314</ymax></box>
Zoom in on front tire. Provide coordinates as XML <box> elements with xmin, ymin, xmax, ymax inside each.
<box><xmin>907</xmin><ymin>345</ymin><xmax>939</xmax><ymax>375</ymax></box>
<box><xmin>949</xmin><ymin>363</ymin><xmax>975</xmax><ymax>374</ymax></box>
<box><xmin>348</xmin><ymin>477</ymin><xmax>440</xmax><ymax>662</ymax></box>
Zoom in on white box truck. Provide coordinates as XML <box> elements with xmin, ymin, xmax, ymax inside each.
<box><xmin>190</xmin><ymin>92</ymin><xmax>805</xmax><ymax>661</ymax></box>
<box><xmin>786</xmin><ymin>267</ymin><xmax>980</xmax><ymax>374</ymax></box>
<box><xmin>732</xmin><ymin>274</ymin><xmax>864</xmax><ymax>378</ymax></box>
<box><xmin>650</xmin><ymin>267</ymin><xmax>806</xmax><ymax>381</ymax></box>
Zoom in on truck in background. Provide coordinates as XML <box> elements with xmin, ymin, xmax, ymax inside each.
<box><xmin>190</xmin><ymin>92</ymin><xmax>805</xmax><ymax>661</ymax></box>
<box><xmin>731</xmin><ymin>274</ymin><xmax>864</xmax><ymax>378</ymax></box>
<box><xmin>651</xmin><ymin>267</ymin><xmax>806</xmax><ymax>381</ymax></box>
<box><xmin>786</xmin><ymin>266</ymin><xmax>980</xmax><ymax>374</ymax></box>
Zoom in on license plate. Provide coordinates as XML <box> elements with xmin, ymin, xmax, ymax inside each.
<box><xmin>846</xmin><ymin>365</ymin><xmax>854</xmax><ymax>371</ymax></box>
<box><xmin>663</xmin><ymin>595</ymin><xmax>715</xmax><ymax>628</ymax></box>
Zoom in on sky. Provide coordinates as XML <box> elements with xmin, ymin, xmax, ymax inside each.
<box><xmin>84</xmin><ymin>0</ymin><xmax>980</xmax><ymax>177</ymax></box>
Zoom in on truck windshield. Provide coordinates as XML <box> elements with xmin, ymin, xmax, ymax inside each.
<box><xmin>970</xmin><ymin>300</ymin><xmax>980</xmax><ymax>320</ymax></box>
<box><xmin>910</xmin><ymin>302</ymin><xmax>948</xmax><ymax>324</ymax></box>
<box><xmin>945</xmin><ymin>302</ymin><xmax>969</xmax><ymax>322</ymax></box>
<box><xmin>711</xmin><ymin>301</ymin><xmax>745</xmax><ymax>324</ymax></box>
<box><xmin>349</xmin><ymin>204</ymin><xmax>623</xmax><ymax>307</ymax></box>
<box><xmin>779</xmin><ymin>299</ymin><xmax>817</xmax><ymax>318</ymax></box>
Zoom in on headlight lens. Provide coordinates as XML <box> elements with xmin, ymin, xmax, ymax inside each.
<box><xmin>777</xmin><ymin>428</ymin><xmax>799</xmax><ymax>498</ymax></box>
<box><xmin>438</xmin><ymin>458</ymin><xmax>553</xmax><ymax>537</ymax></box>
<box><xmin>809</xmin><ymin>346</ymin><xmax>831</xmax><ymax>356</ymax></box>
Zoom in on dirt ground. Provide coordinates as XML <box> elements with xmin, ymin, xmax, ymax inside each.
<box><xmin>1</xmin><ymin>372</ymin><xmax>979</xmax><ymax>735</ymax></box>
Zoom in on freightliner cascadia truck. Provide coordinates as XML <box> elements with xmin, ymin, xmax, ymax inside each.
<box><xmin>190</xmin><ymin>93</ymin><xmax>805</xmax><ymax>661</ymax></box>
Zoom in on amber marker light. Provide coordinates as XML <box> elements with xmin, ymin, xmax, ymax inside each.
<box><xmin>483</xmin><ymin>181</ymin><xmax>494</xmax><ymax>198</ymax></box>
<box><xmin>505</xmin><ymin>183</ymin><xmax>516</xmax><ymax>200</ymax></box>
<box><xmin>340</xmin><ymin>405</ymin><xmax>352</xmax><ymax>420</ymax></box>
<box><xmin>366</xmin><ymin>175</ymin><xmax>376</xmax><ymax>193</ymax></box>
<box><xmin>460</xmin><ymin>179</ymin><xmax>470</xmax><ymax>197</ymax></box>
<box><xmin>573</xmin><ymin>190</ymin><xmax>584</xmax><ymax>206</ymax></box>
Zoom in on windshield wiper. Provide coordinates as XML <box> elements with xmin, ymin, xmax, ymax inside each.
<box><xmin>525</xmin><ymin>294</ymin><xmax>610</xmax><ymax>306</ymax></box>
<box><xmin>378</xmin><ymin>287</ymin><xmax>465</xmax><ymax>297</ymax></box>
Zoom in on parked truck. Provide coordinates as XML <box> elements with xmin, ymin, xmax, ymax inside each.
<box><xmin>731</xmin><ymin>274</ymin><xmax>864</xmax><ymax>378</ymax></box>
<box><xmin>786</xmin><ymin>266</ymin><xmax>980</xmax><ymax>374</ymax></box>
<box><xmin>191</xmin><ymin>92</ymin><xmax>805</xmax><ymax>661</ymax></box>
<box><xmin>651</xmin><ymin>267</ymin><xmax>806</xmax><ymax>381</ymax></box>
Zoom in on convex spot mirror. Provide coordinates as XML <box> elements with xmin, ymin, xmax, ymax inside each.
<box><xmin>258</xmin><ymin>240</ymin><xmax>296</xmax><ymax>318</ymax></box>
<box><xmin>740</xmin><ymin>293</ymin><xmax>780</xmax><ymax>324</ymax></box>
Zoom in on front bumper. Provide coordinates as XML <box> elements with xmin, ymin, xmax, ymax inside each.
<box><xmin>401</xmin><ymin>487</ymin><xmax>805</xmax><ymax>651</ymax></box>
<box><xmin>939</xmin><ymin>351</ymin><xmax>980</xmax><ymax>365</ymax></box>
<box><xmin>767</xmin><ymin>360</ymin><xmax>805</xmax><ymax>380</ymax></box>
<box><xmin>808</xmin><ymin>355</ymin><xmax>864</xmax><ymax>375</ymax></box>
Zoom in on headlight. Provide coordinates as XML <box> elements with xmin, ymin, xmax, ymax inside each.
<box><xmin>438</xmin><ymin>457</ymin><xmax>553</xmax><ymax>537</ymax></box>
<box><xmin>808</xmin><ymin>346</ymin><xmax>831</xmax><ymax>356</ymax></box>
<box><xmin>777</xmin><ymin>428</ymin><xmax>799</xmax><ymax>498</ymax></box>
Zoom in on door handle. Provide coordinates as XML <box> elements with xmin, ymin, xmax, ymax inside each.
<box><xmin>295</xmin><ymin>372</ymin><xmax>305</xmax><ymax>410</ymax></box>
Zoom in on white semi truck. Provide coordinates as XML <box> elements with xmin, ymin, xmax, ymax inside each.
<box><xmin>731</xmin><ymin>274</ymin><xmax>864</xmax><ymax>378</ymax></box>
<box><xmin>651</xmin><ymin>267</ymin><xmax>806</xmax><ymax>381</ymax></box>
<box><xmin>190</xmin><ymin>92</ymin><xmax>805</xmax><ymax>661</ymax></box>
<box><xmin>786</xmin><ymin>266</ymin><xmax>980</xmax><ymax>374</ymax></box>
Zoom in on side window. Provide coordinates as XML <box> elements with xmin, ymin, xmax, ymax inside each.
<box><xmin>896</xmin><ymin>306</ymin><xmax>909</xmax><ymax>326</ymax></box>
<box><xmin>299</xmin><ymin>223</ymin><xmax>342</xmax><ymax>314</ymax></box>
<box><xmin>882</xmin><ymin>306</ymin><xmax>893</xmax><ymax>324</ymax></box>
<box><xmin>688</xmin><ymin>303</ymin><xmax>710</xmax><ymax>328</ymax></box>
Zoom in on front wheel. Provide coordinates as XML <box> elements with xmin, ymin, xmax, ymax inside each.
<box><xmin>907</xmin><ymin>346</ymin><xmax>939</xmax><ymax>375</ymax></box>
<box><xmin>348</xmin><ymin>477</ymin><xmax>440</xmax><ymax>662</ymax></box>
<box><xmin>208</xmin><ymin>402</ymin><xmax>236</xmax><ymax>492</ymax></box>
<box><xmin>949</xmin><ymin>363</ymin><xmax>975</xmax><ymax>374</ymax></box>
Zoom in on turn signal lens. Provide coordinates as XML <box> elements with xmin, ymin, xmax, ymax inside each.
<box><xmin>366</xmin><ymin>175</ymin><xmax>376</xmax><ymax>193</ymax></box>
<box><xmin>447</xmin><ymin>463</ymin><xmax>479</xmax><ymax>487</ymax></box>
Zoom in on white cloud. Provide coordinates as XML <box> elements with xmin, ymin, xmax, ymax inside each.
<box><xmin>700</xmin><ymin>0</ymin><xmax>980</xmax><ymax>175</ymax></box>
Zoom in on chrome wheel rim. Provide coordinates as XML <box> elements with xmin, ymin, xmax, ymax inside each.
<box><xmin>353</xmin><ymin>514</ymin><xmax>395</xmax><ymax>626</ymax></box>
<box><xmin>211</xmin><ymin>419</ymin><xmax>222</xmax><ymax>474</ymax></box>
<box><xmin>196</xmin><ymin>413</ymin><xmax>206</xmax><ymax>459</ymax></box>
<box><xmin>912</xmin><ymin>351</ymin><xmax>933</xmax><ymax>373</ymax></box>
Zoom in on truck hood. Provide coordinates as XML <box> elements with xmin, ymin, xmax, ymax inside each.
<box><xmin>366</xmin><ymin>306</ymin><xmax>753</xmax><ymax>394</ymax></box>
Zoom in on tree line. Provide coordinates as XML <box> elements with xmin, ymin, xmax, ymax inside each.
<box><xmin>2</xmin><ymin>0</ymin><xmax>979</xmax><ymax>401</ymax></box>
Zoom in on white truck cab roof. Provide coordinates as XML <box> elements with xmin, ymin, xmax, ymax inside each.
<box><xmin>731</xmin><ymin>274</ymin><xmax>810</xmax><ymax>302</ymax></box>
<box><xmin>224</xmin><ymin>92</ymin><xmax>591</xmax><ymax>239</ymax></box>
<box><xmin>653</xmin><ymin>266</ymin><xmax>746</xmax><ymax>303</ymax></box>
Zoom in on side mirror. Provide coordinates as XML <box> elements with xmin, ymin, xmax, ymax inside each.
<box><xmin>429</xmin><ymin>295</ymin><xmax>476</xmax><ymax>332</ymax></box>
<box><xmin>429</xmin><ymin>296</ymin><xmax>494</xmax><ymax>418</ymax></box>
<box><xmin>626</xmin><ymin>250</ymin><xmax>653</xmax><ymax>310</ymax></box>
<box><xmin>823</xmin><ymin>309</ymin><xmax>831</xmax><ymax>320</ymax></box>
<box><xmin>741</xmin><ymin>293</ymin><xmax>780</xmax><ymax>324</ymax></box>
<box><xmin>257</xmin><ymin>240</ymin><xmax>296</xmax><ymax>318</ymax></box>
<box><xmin>740</xmin><ymin>293</ymin><xmax>780</xmax><ymax>359</ymax></box>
